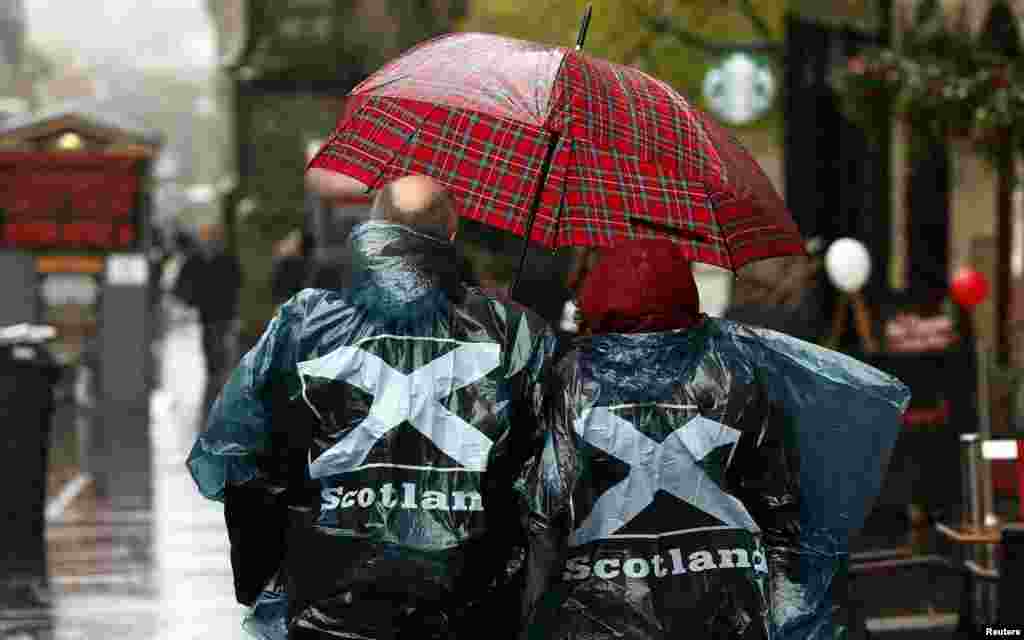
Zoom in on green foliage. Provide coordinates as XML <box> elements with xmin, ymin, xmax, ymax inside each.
<box><xmin>234</xmin><ymin>93</ymin><xmax>337</xmax><ymax>332</ymax></box>
<box><xmin>831</xmin><ymin>0</ymin><xmax>1024</xmax><ymax>166</ymax></box>
<box><xmin>237</xmin><ymin>227</ymin><xmax>277</xmax><ymax>338</ymax></box>
<box><xmin>457</xmin><ymin>0</ymin><xmax>786</xmax><ymax>120</ymax></box>
<box><xmin>788</xmin><ymin>0</ymin><xmax>882</xmax><ymax>33</ymax></box>
<box><xmin>244</xmin><ymin>94</ymin><xmax>333</xmax><ymax>236</ymax></box>
<box><xmin>241</xmin><ymin>0</ymin><xmax>458</xmax><ymax>82</ymax></box>
<box><xmin>233</xmin><ymin>0</ymin><xmax>468</xmax><ymax>334</ymax></box>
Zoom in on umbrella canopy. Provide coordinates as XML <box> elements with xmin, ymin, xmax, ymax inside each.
<box><xmin>308</xmin><ymin>32</ymin><xmax>804</xmax><ymax>271</ymax></box>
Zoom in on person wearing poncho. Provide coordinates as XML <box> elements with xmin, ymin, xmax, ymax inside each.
<box><xmin>519</xmin><ymin>241</ymin><xmax>910</xmax><ymax>640</ymax></box>
<box><xmin>187</xmin><ymin>176</ymin><xmax>563</xmax><ymax>639</ymax></box>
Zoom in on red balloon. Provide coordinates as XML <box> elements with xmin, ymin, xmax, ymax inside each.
<box><xmin>950</xmin><ymin>267</ymin><xmax>990</xmax><ymax>308</ymax></box>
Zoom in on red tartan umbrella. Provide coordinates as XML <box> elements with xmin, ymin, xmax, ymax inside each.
<box><xmin>307</xmin><ymin>30</ymin><xmax>804</xmax><ymax>272</ymax></box>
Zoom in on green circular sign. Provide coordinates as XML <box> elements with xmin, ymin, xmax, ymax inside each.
<box><xmin>702</xmin><ymin>52</ymin><xmax>777</xmax><ymax>125</ymax></box>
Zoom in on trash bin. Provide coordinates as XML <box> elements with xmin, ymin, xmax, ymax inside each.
<box><xmin>998</xmin><ymin>524</ymin><xmax>1024</xmax><ymax>626</ymax></box>
<box><xmin>0</xmin><ymin>324</ymin><xmax>61</xmax><ymax>593</ymax></box>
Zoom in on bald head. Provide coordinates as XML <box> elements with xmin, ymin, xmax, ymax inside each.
<box><xmin>371</xmin><ymin>175</ymin><xmax>459</xmax><ymax>241</ymax></box>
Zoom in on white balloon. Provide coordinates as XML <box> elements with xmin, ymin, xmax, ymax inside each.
<box><xmin>825</xmin><ymin>238</ymin><xmax>872</xmax><ymax>293</ymax></box>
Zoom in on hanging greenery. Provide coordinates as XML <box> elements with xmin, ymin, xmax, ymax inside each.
<box><xmin>830</xmin><ymin>0</ymin><xmax>1024</xmax><ymax>165</ymax></box>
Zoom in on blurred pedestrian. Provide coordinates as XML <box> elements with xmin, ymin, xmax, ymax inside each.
<box><xmin>175</xmin><ymin>222</ymin><xmax>244</xmax><ymax>425</ymax></box>
<box><xmin>303</xmin><ymin>189</ymin><xmax>369</xmax><ymax>292</ymax></box>
<box><xmin>519</xmin><ymin>241</ymin><xmax>910</xmax><ymax>640</ymax></box>
<box><xmin>169</xmin><ymin>226</ymin><xmax>198</xmax><ymax>307</ymax></box>
<box><xmin>271</xmin><ymin>228</ymin><xmax>312</xmax><ymax>308</ymax></box>
<box><xmin>187</xmin><ymin>175</ymin><xmax>565</xmax><ymax>640</ymax></box>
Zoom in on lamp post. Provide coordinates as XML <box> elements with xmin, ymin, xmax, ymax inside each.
<box><xmin>950</xmin><ymin>266</ymin><xmax>997</xmax><ymax>529</ymax></box>
<box><xmin>951</xmin><ymin>265</ymin><xmax>1002</xmax><ymax>624</ymax></box>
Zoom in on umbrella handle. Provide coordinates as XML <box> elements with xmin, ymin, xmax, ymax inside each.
<box><xmin>514</xmin><ymin>6</ymin><xmax>586</xmax><ymax>299</ymax></box>
<box><xmin>575</xmin><ymin>4</ymin><xmax>593</xmax><ymax>51</ymax></box>
<box><xmin>511</xmin><ymin>134</ymin><xmax>562</xmax><ymax>299</ymax></box>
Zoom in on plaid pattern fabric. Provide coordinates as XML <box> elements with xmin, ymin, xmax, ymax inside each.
<box><xmin>310</xmin><ymin>32</ymin><xmax>804</xmax><ymax>270</ymax></box>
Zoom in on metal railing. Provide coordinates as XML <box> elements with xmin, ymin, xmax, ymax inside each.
<box><xmin>846</xmin><ymin>434</ymin><xmax>1020</xmax><ymax>635</ymax></box>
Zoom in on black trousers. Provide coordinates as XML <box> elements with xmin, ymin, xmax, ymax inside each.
<box><xmin>286</xmin><ymin>580</ymin><xmax>524</xmax><ymax>640</ymax></box>
<box><xmin>288</xmin><ymin>604</ymin><xmax>455</xmax><ymax>640</ymax></box>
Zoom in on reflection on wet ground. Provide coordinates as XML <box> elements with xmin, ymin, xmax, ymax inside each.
<box><xmin>2</xmin><ymin>322</ymin><xmax>248</xmax><ymax>640</ymax></box>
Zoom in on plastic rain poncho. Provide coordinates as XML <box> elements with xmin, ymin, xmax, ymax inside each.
<box><xmin>518</xmin><ymin>242</ymin><xmax>910</xmax><ymax>640</ymax></box>
<box><xmin>187</xmin><ymin>221</ymin><xmax>561</xmax><ymax>639</ymax></box>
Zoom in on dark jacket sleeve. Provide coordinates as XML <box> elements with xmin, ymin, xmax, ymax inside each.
<box><xmin>227</xmin><ymin>253</ymin><xmax>244</xmax><ymax>317</ymax></box>
<box><xmin>454</xmin><ymin>310</ymin><xmax>561</xmax><ymax>639</ymax></box>
<box><xmin>186</xmin><ymin>292</ymin><xmax>311</xmax><ymax>605</ymax></box>
<box><xmin>173</xmin><ymin>254</ymin><xmax>200</xmax><ymax>307</ymax></box>
<box><xmin>271</xmin><ymin>256</ymin><xmax>309</xmax><ymax>307</ymax></box>
<box><xmin>734</xmin><ymin>323</ymin><xmax>909</xmax><ymax>639</ymax></box>
<box><xmin>516</xmin><ymin>349</ymin><xmax>579</xmax><ymax>634</ymax></box>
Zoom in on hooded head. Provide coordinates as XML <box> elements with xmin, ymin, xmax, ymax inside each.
<box><xmin>575</xmin><ymin>240</ymin><xmax>702</xmax><ymax>335</ymax></box>
<box><xmin>346</xmin><ymin>175</ymin><xmax>464</xmax><ymax>324</ymax></box>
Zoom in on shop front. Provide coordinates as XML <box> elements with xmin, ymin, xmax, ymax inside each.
<box><xmin>0</xmin><ymin>109</ymin><xmax>162</xmax><ymax>511</ymax></box>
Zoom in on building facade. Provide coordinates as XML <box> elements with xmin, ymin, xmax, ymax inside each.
<box><xmin>0</xmin><ymin>0</ymin><xmax>27</xmax><ymax>117</ymax></box>
<box><xmin>203</xmin><ymin>0</ymin><xmax>469</xmax><ymax>338</ymax></box>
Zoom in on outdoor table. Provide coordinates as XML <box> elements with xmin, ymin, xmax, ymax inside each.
<box><xmin>935</xmin><ymin>522</ymin><xmax>1002</xmax><ymax>545</ymax></box>
<box><xmin>934</xmin><ymin>521</ymin><xmax>1015</xmax><ymax>630</ymax></box>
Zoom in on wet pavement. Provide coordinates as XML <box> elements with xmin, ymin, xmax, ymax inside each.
<box><xmin>1</xmin><ymin>318</ymin><xmax>249</xmax><ymax>640</ymax></box>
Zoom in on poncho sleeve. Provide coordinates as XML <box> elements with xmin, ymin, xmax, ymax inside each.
<box><xmin>734</xmin><ymin>322</ymin><xmax>910</xmax><ymax>639</ymax></box>
<box><xmin>186</xmin><ymin>291</ymin><xmax>311</xmax><ymax>501</ymax></box>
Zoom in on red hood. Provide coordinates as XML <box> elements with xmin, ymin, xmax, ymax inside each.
<box><xmin>577</xmin><ymin>240</ymin><xmax>702</xmax><ymax>335</ymax></box>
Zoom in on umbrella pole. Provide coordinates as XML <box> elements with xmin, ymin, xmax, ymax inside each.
<box><xmin>575</xmin><ymin>4</ymin><xmax>594</xmax><ymax>51</ymax></box>
<box><xmin>511</xmin><ymin>134</ymin><xmax>561</xmax><ymax>299</ymax></box>
<box><xmin>511</xmin><ymin>2</ymin><xmax>588</xmax><ymax>297</ymax></box>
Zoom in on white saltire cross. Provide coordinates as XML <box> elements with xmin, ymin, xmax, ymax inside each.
<box><xmin>297</xmin><ymin>340</ymin><xmax>502</xmax><ymax>479</ymax></box>
<box><xmin>570</xmin><ymin>406</ymin><xmax>759</xmax><ymax>546</ymax></box>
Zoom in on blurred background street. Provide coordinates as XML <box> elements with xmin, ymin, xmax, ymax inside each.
<box><xmin>2</xmin><ymin>0</ymin><xmax>1024</xmax><ymax>638</ymax></box>
<box><xmin>2</xmin><ymin>306</ymin><xmax>250</xmax><ymax>639</ymax></box>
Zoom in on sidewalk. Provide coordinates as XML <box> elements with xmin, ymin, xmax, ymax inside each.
<box><xmin>2</xmin><ymin>319</ymin><xmax>250</xmax><ymax>640</ymax></box>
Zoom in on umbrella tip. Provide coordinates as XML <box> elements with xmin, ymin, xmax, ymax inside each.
<box><xmin>575</xmin><ymin>4</ymin><xmax>593</xmax><ymax>51</ymax></box>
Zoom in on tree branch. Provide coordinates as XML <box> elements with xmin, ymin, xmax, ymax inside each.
<box><xmin>637</xmin><ymin>11</ymin><xmax>780</xmax><ymax>55</ymax></box>
<box><xmin>733</xmin><ymin>0</ymin><xmax>776</xmax><ymax>41</ymax></box>
<box><xmin>622</xmin><ymin>36</ymin><xmax>657</xmax><ymax>67</ymax></box>
<box><xmin>626</xmin><ymin>0</ymin><xmax>779</xmax><ymax>55</ymax></box>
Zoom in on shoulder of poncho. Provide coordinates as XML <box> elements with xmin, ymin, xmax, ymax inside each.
<box><xmin>706</xmin><ymin>318</ymin><xmax>910</xmax><ymax>410</ymax></box>
<box><xmin>468</xmin><ymin>288</ymin><xmax>553</xmax><ymax>338</ymax></box>
<box><xmin>282</xmin><ymin>287</ymin><xmax>338</xmax><ymax>320</ymax></box>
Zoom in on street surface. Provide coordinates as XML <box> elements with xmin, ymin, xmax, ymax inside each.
<box><xmin>2</xmin><ymin>318</ymin><xmax>249</xmax><ymax>640</ymax></box>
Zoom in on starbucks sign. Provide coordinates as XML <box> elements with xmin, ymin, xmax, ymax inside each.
<box><xmin>702</xmin><ymin>52</ymin><xmax>776</xmax><ymax>126</ymax></box>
